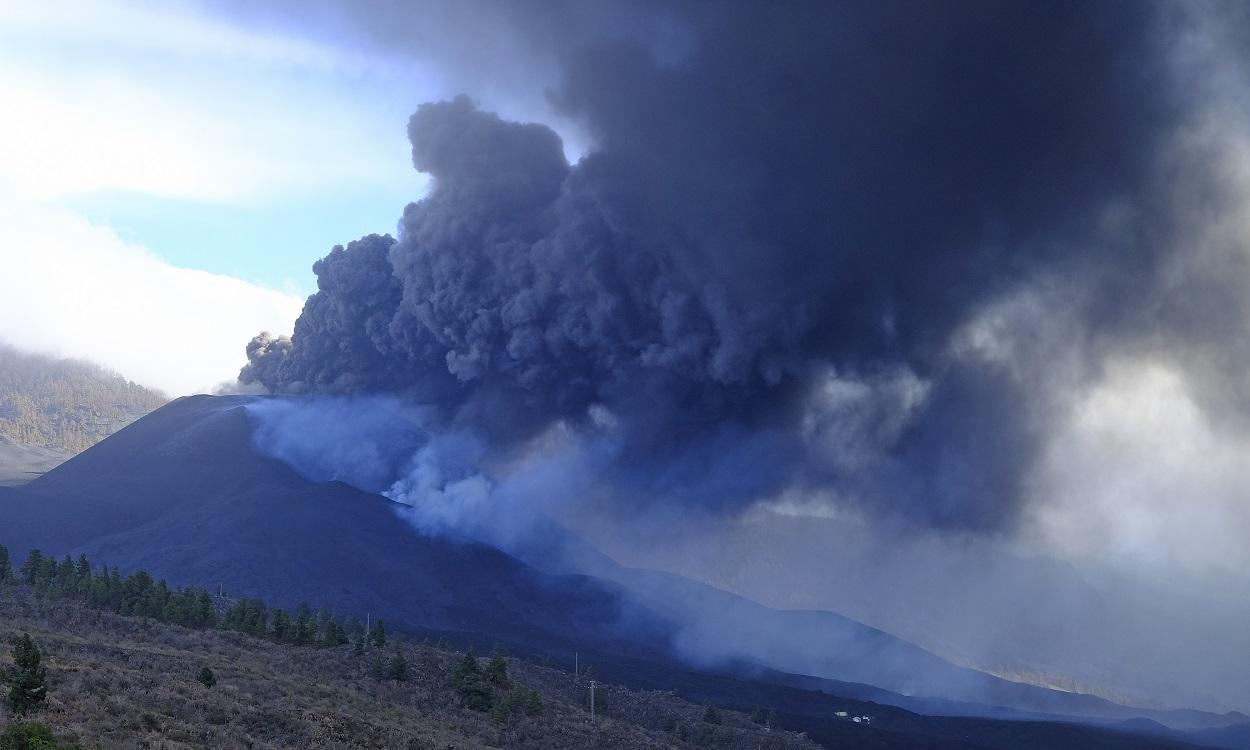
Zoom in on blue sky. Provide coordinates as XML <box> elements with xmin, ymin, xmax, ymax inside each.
<box><xmin>63</xmin><ymin>184</ymin><xmax>422</xmax><ymax>296</ymax></box>
<box><xmin>0</xmin><ymin>0</ymin><xmax>453</xmax><ymax>392</ymax></box>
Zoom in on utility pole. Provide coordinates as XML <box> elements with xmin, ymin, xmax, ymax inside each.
<box><xmin>589</xmin><ymin>680</ymin><xmax>597</xmax><ymax>724</ymax></box>
<box><xmin>574</xmin><ymin>651</ymin><xmax>579</xmax><ymax>680</ymax></box>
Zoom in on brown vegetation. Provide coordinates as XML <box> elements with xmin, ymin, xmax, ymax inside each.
<box><xmin>0</xmin><ymin>587</ymin><xmax>818</xmax><ymax>749</ymax></box>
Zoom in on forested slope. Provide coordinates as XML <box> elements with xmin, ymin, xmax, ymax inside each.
<box><xmin>0</xmin><ymin>343</ymin><xmax>166</xmax><ymax>454</ymax></box>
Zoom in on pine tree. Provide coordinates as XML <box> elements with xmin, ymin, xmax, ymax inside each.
<box><xmin>271</xmin><ymin>609</ymin><xmax>291</xmax><ymax>642</ymax></box>
<box><xmin>322</xmin><ymin>620</ymin><xmax>348</xmax><ymax>648</ymax></box>
<box><xmin>368</xmin><ymin>619</ymin><xmax>386</xmax><ymax>649</ymax></box>
<box><xmin>503</xmin><ymin>686</ymin><xmax>526</xmax><ymax>713</ymax></box>
<box><xmin>293</xmin><ymin>602</ymin><xmax>314</xmax><ymax>644</ymax></box>
<box><xmin>452</xmin><ymin>650</ymin><xmax>479</xmax><ymax>685</ymax></box>
<box><xmin>56</xmin><ymin>556</ymin><xmax>75</xmax><ymax>594</ymax></box>
<box><xmin>197</xmin><ymin>667</ymin><xmax>216</xmax><ymax>688</ymax></box>
<box><xmin>485</xmin><ymin>646</ymin><xmax>509</xmax><ymax>687</ymax></box>
<box><xmin>388</xmin><ymin>651</ymin><xmax>409</xmax><ymax>682</ymax></box>
<box><xmin>524</xmin><ymin>688</ymin><xmax>544</xmax><ymax>716</ymax></box>
<box><xmin>4</xmin><ymin>633</ymin><xmax>48</xmax><ymax>715</ymax></box>
<box><xmin>490</xmin><ymin>698</ymin><xmax>511</xmax><ymax>723</ymax></box>
<box><xmin>450</xmin><ymin>650</ymin><xmax>491</xmax><ymax>711</ymax></box>
<box><xmin>702</xmin><ymin>703</ymin><xmax>721</xmax><ymax>725</ymax></box>
<box><xmin>20</xmin><ymin>550</ymin><xmax>44</xmax><ymax>585</ymax></box>
<box><xmin>0</xmin><ymin>544</ymin><xmax>12</xmax><ymax>582</ymax></box>
<box><xmin>369</xmin><ymin>655</ymin><xmax>387</xmax><ymax>681</ymax></box>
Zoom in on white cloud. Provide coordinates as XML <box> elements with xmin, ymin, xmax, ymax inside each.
<box><xmin>0</xmin><ymin>0</ymin><xmax>372</xmax><ymax>72</ymax></box>
<box><xmin>0</xmin><ymin>0</ymin><xmax>423</xmax><ymax>394</ymax></box>
<box><xmin>1027</xmin><ymin>360</ymin><xmax>1250</xmax><ymax>583</ymax></box>
<box><xmin>0</xmin><ymin>198</ymin><xmax>303</xmax><ymax>395</ymax></box>
<box><xmin>0</xmin><ymin>0</ymin><xmax>427</xmax><ymax>204</ymax></box>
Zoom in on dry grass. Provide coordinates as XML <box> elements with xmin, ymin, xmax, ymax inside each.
<box><xmin>0</xmin><ymin>588</ymin><xmax>819</xmax><ymax>750</ymax></box>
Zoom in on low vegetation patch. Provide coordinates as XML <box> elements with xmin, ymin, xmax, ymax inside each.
<box><xmin>0</xmin><ymin>544</ymin><xmax>817</xmax><ymax>749</ymax></box>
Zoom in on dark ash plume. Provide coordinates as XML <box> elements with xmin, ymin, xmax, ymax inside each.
<box><xmin>242</xmin><ymin>1</ymin><xmax>1215</xmax><ymax>531</ymax></box>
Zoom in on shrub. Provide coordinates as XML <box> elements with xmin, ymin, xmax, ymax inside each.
<box><xmin>196</xmin><ymin>667</ymin><xmax>216</xmax><ymax>688</ymax></box>
<box><xmin>702</xmin><ymin>703</ymin><xmax>721</xmax><ymax>725</ymax></box>
<box><xmin>490</xmin><ymin>699</ymin><xmax>510</xmax><ymax>724</ymax></box>
<box><xmin>0</xmin><ymin>721</ymin><xmax>78</xmax><ymax>750</ymax></box>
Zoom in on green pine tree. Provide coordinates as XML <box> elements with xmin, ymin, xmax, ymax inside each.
<box><xmin>369</xmin><ymin>619</ymin><xmax>386</xmax><ymax>649</ymax></box>
<box><xmin>321</xmin><ymin>620</ymin><xmax>348</xmax><ymax>647</ymax></box>
<box><xmin>451</xmin><ymin>650</ymin><xmax>479</xmax><ymax>685</ymax></box>
<box><xmin>5</xmin><ymin>633</ymin><xmax>49</xmax><ymax>715</ymax></box>
<box><xmin>0</xmin><ymin>544</ymin><xmax>12</xmax><ymax>582</ymax></box>
<box><xmin>388</xmin><ymin>651</ymin><xmax>409</xmax><ymax>682</ymax></box>
<box><xmin>485</xmin><ymin>646</ymin><xmax>509</xmax><ymax>687</ymax></box>
<box><xmin>524</xmin><ymin>688</ymin><xmax>544</xmax><ymax>717</ymax></box>
<box><xmin>293</xmin><ymin>602</ymin><xmax>314</xmax><ymax>644</ymax></box>
<box><xmin>450</xmin><ymin>650</ymin><xmax>491</xmax><ymax>711</ymax></box>
<box><xmin>20</xmin><ymin>550</ymin><xmax>44</xmax><ymax>585</ymax></box>
<box><xmin>271</xmin><ymin>609</ymin><xmax>291</xmax><ymax>642</ymax></box>
<box><xmin>75</xmin><ymin>554</ymin><xmax>91</xmax><ymax>581</ymax></box>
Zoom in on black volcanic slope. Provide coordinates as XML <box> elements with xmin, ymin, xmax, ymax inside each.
<box><xmin>2</xmin><ymin>395</ymin><xmax>670</xmax><ymax>656</ymax></box>
<box><xmin>0</xmin><ymin>395</ymin><xmax>1239</xmax><ymax>749</ymax></box>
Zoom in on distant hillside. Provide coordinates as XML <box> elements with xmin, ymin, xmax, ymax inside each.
<box><xmin>0</xmin><ymin>343</ymin><xmax>166</xmax><ymax>454</ymax></box>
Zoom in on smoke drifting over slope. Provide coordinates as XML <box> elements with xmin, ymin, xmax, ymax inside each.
<box><xmin>240</xmin><ymin>1</ymin><xmax>1250</xmax><ymax>551</ymax></box>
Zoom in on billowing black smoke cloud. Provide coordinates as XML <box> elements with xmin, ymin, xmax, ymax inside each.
<box><xmin>242</xmin><ymin>2</ymin><xmax>1200</xmax><ymax>531</ymax></box>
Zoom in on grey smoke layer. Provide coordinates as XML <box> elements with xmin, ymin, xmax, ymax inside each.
<box><xmin>241</xmin><ymin>1</ymin><xmax>1250</xmax><ymax>533</ymax></box>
